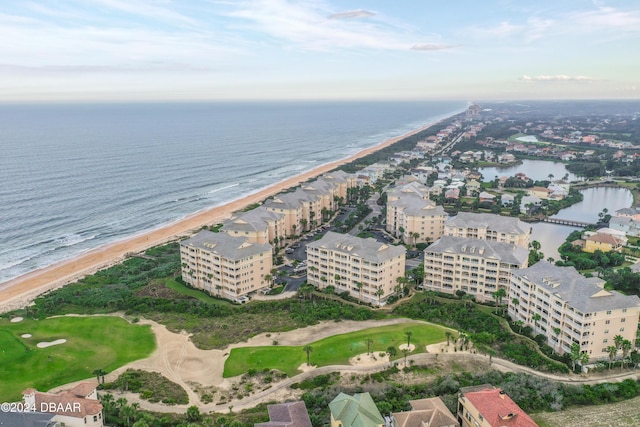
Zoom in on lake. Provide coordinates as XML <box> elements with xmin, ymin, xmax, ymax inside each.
<box><xmin>478</xmin><ymin>159</ymin><xmax>579</xmax><ymax>182</ymax></box>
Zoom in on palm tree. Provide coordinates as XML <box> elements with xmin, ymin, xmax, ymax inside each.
<box><xmin>376</xmin><ymin>286</ymin><xmax>384</xmax><ymax>306</ymax></box>
<box><xmin>402</xmin><ymin>348</ymin><xmax>410</xmax><ymax>367</ymax></box>
<box><xmin>553</xmin><ymin>327</ymin><xmax>562</xmax><ymax>353</ymax></box>
<box><xmin>356</xmin><ymin>282</ymin><xmax>363</xmax><ymax>301</ymax></box>
<box><xmin>120</xmin><ymin>404</ymin><xmax>135</xmax><ymax>427</ymax></box>
<box><xmin>622</xmin><ymin>339</ymin><xmax>633</xmax><ymax>368</ymax></box>
<box><xmin>515</xmin><ymin>320</ymin><xmax>524</xmax><ymax>334</ymax></box>
<box><xmin>366</xmin><ymin>338</ymin><xmax>374</xmax><ymax>354</ymax></box>
<box><xmin>445</xmin><ymin>331</ymin><xmax>452</xmax><ymax>345</ymax></box>
<box><xmin>607</xmin><ymin>345</ymin><xmax>618</xmax><ymax>370</ymax></box>
<box><xmin>405</xmin><ymin>331</ymin><xmax>413</xmax><ymax>347</ymax></box>
<box><xmin>532</xmin><ymin>313</ymin><xmax>542</xmax><ymax>331</ymax></box>
<box><xmin>614</xmin><ymin>334</ymin><xmax>624</xmax><ymax>350</ymax></box>
<box><xmin>303</xmin><ymin>345</ymin><xmax>313</xmax><ymax>366</ymax></box>
<box><xmin>386</xmin><ymin>346</ymin><xmax>397</xmax><ymax>358</ymax></box>
<box><xmin>425</xmin><ymin>290</ymin><xmax>437</xmax><ymax>304</ymax></box>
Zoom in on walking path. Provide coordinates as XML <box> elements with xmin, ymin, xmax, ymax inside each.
<box><xmin>49</xmin><ymin>314</ymin><xmax>640</xmax><ymax>414</ymax></box>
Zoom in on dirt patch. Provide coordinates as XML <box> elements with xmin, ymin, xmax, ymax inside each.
<box><xmin>10</xmin><ymin>317</ymin><xmax>23</xmax><ymax>323</ymax></box>
<box><xmin>350</xmin><ymin>352</ymin><xmax>389</xmax><ymax>367</ymax></box>
<box><xmin>532</xmin><ymin>395</ymin><xmax>640</xmax><ymax>427</ymax></box>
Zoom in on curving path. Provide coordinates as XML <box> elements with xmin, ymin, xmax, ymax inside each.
<box><xmin>49</xmin><ymin>314</ymin><xmax>640</xmax><ymax>414</ymax></box>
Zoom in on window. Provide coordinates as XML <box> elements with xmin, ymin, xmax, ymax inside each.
<box><xmin>603</xmin><ymin>339</ymin><xmax>608</xmax><ymax>344</ymax></box>
<box><xmin>607</xmin><ymin>310</ymin><xmax>612</xmax><ymax>315</ymax></box>
<box><xmin>605</xmin><ymin>320</ymin><xmax>611</xmax><ymax>325</ymax></box>
<box><xmin>620</xmin><ymin>327</ymin><xmax>625</xmax><ymax>332</ymax></box>
<box><xmin>621</xmin><ymin>318</ymin><xmax>626</xmax><ymax>323</ymax></box>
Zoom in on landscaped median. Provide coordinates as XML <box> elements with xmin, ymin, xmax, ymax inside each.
<box><xmin>222</xmin><ymin>322</ymin><xmax>451</xmax><ymax>377</ymax></box>
<box><xmin>0</xmin><ymin>316</ymin><xmax>155</xmax><ymax>402</ymax></box>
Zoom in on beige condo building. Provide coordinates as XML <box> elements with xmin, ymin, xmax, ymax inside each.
<box><xmin>508</xmin><ymin>261</ymin><xmax>640</xmax><ymax>360</ymax></box>
<box><xmin>444</xmin><ymin>212</ymin><xmax>531</xmax><ymax>248</ymax></box>
<box><xmin>306</xmin><ymin>231</ymin><xmax>406</xmax><ymax>305</ymax></box>
<box><xmin>386</xmin><ymin>182</ymin><xmax>447</xmax><ymax>244</ymax></box>
<box><xmin>180</xmin><ymin>230</ymin><xmax>272</xmax><ymax>300</ymax></box>
<box><xmin>223</xmin><ymin>206</ymin><xmax>286</xmax><ymax>245</ymax></box>
<box><xmin>423</xmin><ymin>236</ymin><xmax>528</xmax><ymax>302</ymax></box>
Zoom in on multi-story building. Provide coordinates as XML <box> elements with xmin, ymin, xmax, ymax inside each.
<box><xmin>306</xmin><ymin>232</ymin><xmax>406</xmax><ymax>305</ymax></box>
<box><xmin>223</xmin><ymin>206</ymin><xmax>286</xmax><ymax>245</ymax></box>
<box><xmin>264</xmin><ymin>188</ymin><xmax>323</xmax><ymax>235</ymax></box>
<box><xmin>423</xmin><ymin>236</ymin><xmax>528</xmax><ymax>302</ymax></box>
<box><xmin>444</xmin><ymin>212</ymin><xmax>531</xmax><ymax>248</ymax></box>
<box><xmin>180</xmin><ymin>230</ymin><xmax>272</xmax><ymax>300</ymax></box>
<box><xmin>457</xmin><ymin>385</ymin><xmax>538</xmax><ymax>427</ymax></box>
<box><xmin>508</xmin><ymin>261</ymin><xmax>640</xmax><ymax>360</ymax></box>
<box><xmin>386</xmin><ymin>182</ymin><xmax>447</xmax><ymax>244</ymax></box>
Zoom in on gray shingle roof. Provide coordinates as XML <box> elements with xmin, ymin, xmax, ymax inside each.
<box><xmin>255</xmin><ymin>401</ymin><xmax>313</xmax><ymax>427</ymax></box>
<box><xmin>307</xmin><ymin>231</ymin><xmax>406</xmax><ymax>262</ymax></box>
<box><xmin>514</xmin><ymin>260</ymin><xmax>640</xmax><ymax>313</ymax></box>
<box><xmin>223</xmin><ymin>206</ymin><xmax>282</xmax><ymax>233</ymax></box>
<box><xmin>181</xmin><ymin>230</ymin><xmax>271</xmax><ymax>259</ymax></box>
<box><xmin>388</xmin><ymin>194</ymin><xmax>447</xmax><ymax>217</ymax></box>
<box><xmin>427</xmin><ymin>236</ymin><xmax>528</xmax><ymax>265</ymax></box>
<box><xmin>445</xmin><ymin>212</ymin><xmax>529</xmax><ymax>234</ymax></box>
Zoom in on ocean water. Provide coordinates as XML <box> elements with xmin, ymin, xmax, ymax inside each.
<box><xmin>0</xmin><ymin>100</ymin><xmax>467</xmax><ymax>284</ymax></box>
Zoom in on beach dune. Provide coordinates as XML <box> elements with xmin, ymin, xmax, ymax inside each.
<box><xmin>0</xmin><ymin>120</ymin><xmax>443</xmax><ymax>313</ymax></box>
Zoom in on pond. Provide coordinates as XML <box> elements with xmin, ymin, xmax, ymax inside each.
<box><xmin>478</xmin><ymin>159</ymin><xmax>579</xmax><ymax>183</ymax></box>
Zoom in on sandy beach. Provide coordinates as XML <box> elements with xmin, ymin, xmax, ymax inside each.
<box><xmin>0</xmin><ymin>119</ymin><xmax>444</xmax><ymax>313</ymax></box>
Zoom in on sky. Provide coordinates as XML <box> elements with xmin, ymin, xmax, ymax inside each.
<box><xmin>1</xmin><ymin>0</ymin><xmax>639</xmax><ymax>102</ymax></box>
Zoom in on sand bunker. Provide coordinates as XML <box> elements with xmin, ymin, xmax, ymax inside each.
<box><xmin>37</xmin><ymin>339</ymin><xmax>67</xmax><ymax>348</ymax></box>
<box><xmin>350</xmin><ymin>352</ymin><xmax>389</xmax><ymax>367</ymax></box>
<box><xmin>21</xmin><ymin>333</ymin><xmax>32</xmax><ymax>338</ymax></box>
<box><xmin>10</xmin><ymin>316</ymin><xmax>23</xmax><ymax>323</ymax></box>
<box><xmin>399</xmin><ymin>343</ymin><xmax>416</xmax><ymax>352</ymax></box>
<box><xmin>298</xmin><ymin>363</ymin><xmax>316</xmax><ymax>372</ymax></box>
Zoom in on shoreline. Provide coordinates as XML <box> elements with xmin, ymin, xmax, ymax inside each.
<box><xmin>0</xmin><ymin>116</ymin><xmax>452</xmax><ymax>313</ymax></box>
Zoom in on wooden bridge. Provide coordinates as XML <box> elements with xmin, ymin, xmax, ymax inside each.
<box><xmin>542</xmin><ymin>217</ymin><xmax>596</xmax><ymax>228</ymax></box>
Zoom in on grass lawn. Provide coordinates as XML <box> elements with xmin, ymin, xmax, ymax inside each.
<box><xmin>223</xmin><ymin>322</ymin><xmax>450</xmax><ymax>377</ymax></box>
<box><xmin>0</xmin><ymin>316</ymin><xmax>155</xmax><ymax>402</ymax></box>
<box><xmin>163</xmin><ymin>278</ymin><xmax>234</xmax><ymax>306</ymax></box>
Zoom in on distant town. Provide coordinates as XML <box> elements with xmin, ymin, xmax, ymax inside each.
<box><xmin>5</xmin><ymin>102</ymin><xmax>640</xmax><ymax>427</ymax></box>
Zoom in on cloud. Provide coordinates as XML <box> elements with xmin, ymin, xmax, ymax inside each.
<box><xmin>410</xmin><ymin>44</ymin><xmax>455</xmax><ymax>51</ymax></box>
<box><xmin>225</xmin><ymin>0</ymin><xmax>443</xmax><ymax>51</ymax></box>
<box><xmin>571</xmin><ymin>6</ymin><xmax>640</xmax><ymax>31</ymax></box>
<box><xmin>327</xmin><ymin>9</ymin><xmax>375</xmax><ymax>20</ymax></box>
<box><xmin>521</xmin><ymin>75</ymin><xmax>595</xmax><ymax>82</ymax></box>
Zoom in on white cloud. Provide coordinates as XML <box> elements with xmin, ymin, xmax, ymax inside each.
<box><xmin>411</xmin><ymin>44</ymin><xmax>455</xmax><ymax>51</ymax></box>
<box><xmin>520</xmin><ymin>74</ymin><xmax>595</xmax><ymax>82</ymax></box>
<box><xmin>327</xmin><ymin>9</ymin><xmax>375</xmax><ymax>20</ymax></box>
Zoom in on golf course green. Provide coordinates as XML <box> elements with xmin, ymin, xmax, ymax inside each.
<box><xmin>0</xmin><ymin>316</ymin><xmax>155</xmax><ymax>401</ymax></box>
<box><xmin>223</xmin><ymin>322</ymin><xmax>451</xmax><ymax>377</ymax></box>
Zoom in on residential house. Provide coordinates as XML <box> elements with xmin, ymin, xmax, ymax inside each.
<box><xmin>329</xmin><ymin>392</ymin><xmax>384</xmax><ymax>427</ymax></box>
<box><xmin>387</xmin><ymin>397</ymin><xmax>459</xmax><ymax>427</ymax></box>
<box><xmin>180</xmin><ymin>230</ymin><xmax>272</xmax><ymax>300</ymax></box>
<box><xmin>423</xmin><ymin>236</ymin><xmax>528</xmax><ymax>302</ymax></box>
<box><xmin>444</xmin><ymin>212</ymin><xmax>531</xmax><ymax>248</ymax></box>
<box><xmin>501</xmin><ymin>194</ymin><xmax>515</xmax><ymax>207</ymax></box>
<box><xmin>478</xmin><ymin>192</ymin><xmax>496</xmax><ymax>204</ymax></box>
<box><xmin>255</xmin><ymin>401</ymin><xmax>313</xmax><ymax>427</ymax></box>
<box><xmin>584</xmin><ymin>233</ymin><xmax>626</xmax><ymax>253</ymax></box>
<box><xmin>508</xmin><ymin>261</ymin><xmax>640</xmax><ymax>360</ymax></box>
<box><xmin>23</xmin><ymin>383</ymin><xmax>103</xmax><ymax>427</ymax></box>
<box><xmin>465</xmin><ymin>179</ymin><xmax>481</xmax><ymax>195</ymax></box>
<box><xmin>458</xmin><ymin>385</ymin><xmax>538</xmax><ymax>427</ymax></box>
<box><xmin>306</xmin><ymin>232</ymin><xmax>406</xmax><ymax>305</ymax></box>
<box><xmin>520</xmin><ymin>195</ymin><xmax>542</xmax><ymax>215</ymax></box>
<box><xmin>527</xmin><ymin>187</ymin><xmax>553</xmax><ymax>200</ymax></box>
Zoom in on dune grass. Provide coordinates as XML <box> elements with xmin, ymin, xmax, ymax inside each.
<box><xmin>0</xmin><ymin>316</ymin><xmax>155</xmax><ymax>401</ymax></box>
<box><xmin>223</xmin><ymin>322</ymin><xmax>450</xmax><ymax>377</ymax></box>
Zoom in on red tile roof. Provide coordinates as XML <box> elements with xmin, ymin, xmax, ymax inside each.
<box><xmin>463</xmin><ymin>388</ymin><xmax>538</xmax><ymax>427</ymax></box>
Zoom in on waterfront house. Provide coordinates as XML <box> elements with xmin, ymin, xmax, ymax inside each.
<box><xmin>527</xmin><ymin>187</ymin><xmax>553</xmax><ymax>200</ymax></box>
<box><xmin>520</xmin><ymin>195</ymin><xmax>542</xmax><ymax>215</ymax></box>
<box><xmin>584</xmin><ymin>232</ymin><xmax>626</xmax><ymax>253</ymax></box>
<box><xmin>465</xmin><ymin>179</ymin><xmax>481</xmax><ymax>195</ymax></box>
<box><xmin>458</xmin><ymin>385</ymin><xmax>538</xmax><ymax>427</ymax></box>
<box><xmin>508</xmin><ymin>261</ymin><xmax>640</xmax><ymax>360</ymax></box>
<box><xmin>306</xmin><ymin>232</ymin><xmax>405</xmax><ymax>306</ymax></box>
<box><xmin>501</xmin><ymin>193</ymin><xmax>515</xmax><ymax>207</ymax></box>
<box><xmin>329</xmin><ymin>392</ymin><xmax>384</xmax><ymax>427</ymax></box>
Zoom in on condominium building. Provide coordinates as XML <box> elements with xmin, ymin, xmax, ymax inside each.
<box><xmin>180</xmin><ymin>230</ymin><xmax>272</xmax><ymax>300</ymax></box>
<box><xmin>264</xmin><ymin>188</ymin><xmax>323</xmax><ymax>235</ymax></box>
<box><xmin>223</xmin><ymin>206</ymin><xmax>286</xmax><ymax>245</ymax></box>
<box><xmin>423</xmin><ymin>236</ymin><xmax>528</xmax><ymax>302</ymax></box>
<box><xmin>444</xmin><ymin>212</ymin><xmax>531</xmax><ymax>248</ymax></box>
<box><xmin>306</xmin><ymin>232</ymin><xmax>406</xmax><ymax>305</ymax></box>
<box><xmin>508</xmin><ymin>261</ymin><xmax>640</xmax><ymax>360</ymax></box>
<box><xmin>387</xmin><ymin>195</ymin><xmax>448</xmax><ymax>244</ymax></box>
<box><xmin>458</xmin><ymin>385</ymin><xmax>538</xmax><ymax>427</ymax></box>
<box><xmin>386</xmin><ymin>182</ymin><xmax>431</xmax><ymax>202</ymax></box>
